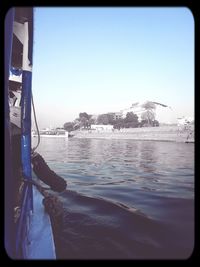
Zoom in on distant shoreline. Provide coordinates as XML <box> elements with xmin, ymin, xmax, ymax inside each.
<box><xmin>71</xmin><ymin>125</ymin><xmax>194</xmax><ymax>143</ymax></box>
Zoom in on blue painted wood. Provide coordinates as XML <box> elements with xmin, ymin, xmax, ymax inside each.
<box><xmin>6</xmin><ymin>7</ymin><xmax>56</xmax><ymax>259</ymax></box>
<box><xmin>26</xmin><ymin>186</ymin><xmax>56</xmax><ymax>259</ymax></box>
<box><xmin>21</xmin><ymin>70</ymin><xmax>33</xmax><ymax>210</ymax></box>
<box><xmin>4</xmin><ymin>7</ymin><xmax>15</xmax><ymax>259</ymax></box>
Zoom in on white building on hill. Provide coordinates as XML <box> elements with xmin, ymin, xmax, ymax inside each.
<box><xmin>91</xmin><ymin>124</ymin><xmax>113</xmax><ymax>131</ymax></box>
<box><xmin>120</xmin><ymin>102</ymin><xmax>146</xmax><ymax>121</ymax></box>
<box><xmin>177</xmin><ymin>116</ymin><xmax>194</xmax><ymax>126</ymax></box>
<box><xmin>118</xmin><ymin>101</ymin><xmax>174</xmax><ymax>123</ymax></box>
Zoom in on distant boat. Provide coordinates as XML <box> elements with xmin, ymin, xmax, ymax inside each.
<box><xmin>68</xmin><ymin>133</ymin><xmax>74</xmax><ymax>138</ymax></box>
<box><xmin>32</xmin><ymin>128</ymin><xmax>68</xmax><ymax>138</ymax></box>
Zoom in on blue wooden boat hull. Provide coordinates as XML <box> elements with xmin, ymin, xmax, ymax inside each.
<box><xmin>5</xmin><ymin>7</ymin><xmax>56</xmax><ymax>259</ymax></box>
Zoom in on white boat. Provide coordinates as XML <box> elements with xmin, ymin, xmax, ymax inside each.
<box><xmin>32</xmin><ymin>128</ymin><xmax>68</xmax><ymax>138</ymax></box>
<box><xmin>5</xmin><ymin>7</ymin><xmax>56</xmax><ymax>259</ymax></box>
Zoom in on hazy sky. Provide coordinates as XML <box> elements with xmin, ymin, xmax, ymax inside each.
<box><xmin>32</xmin><ymin>7</ymin><xmax>194</xmax><ymax>129</ymax></box>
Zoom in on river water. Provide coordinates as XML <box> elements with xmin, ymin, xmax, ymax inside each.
<box><xmin>32</xmin><ymin>137</ymin><xmax>194</xmax><ymax>259</ymax></box>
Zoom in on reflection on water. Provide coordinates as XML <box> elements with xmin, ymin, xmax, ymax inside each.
<box><xmin>32</xmin><ymin>138</ymin><xmax>194</xmax><ymax>259</ymax></box>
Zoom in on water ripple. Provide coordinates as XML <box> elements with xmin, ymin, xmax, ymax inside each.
<box><xmin>32</xmin><ymin>138</ymin><xmax>194</xmax><ymax>259</ymax></box>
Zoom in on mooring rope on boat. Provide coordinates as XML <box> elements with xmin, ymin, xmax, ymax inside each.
<box><xmin>31</xmin><ymin>92</ymin><xmax>40</xmax><ymax>153</ymax></box>
<box><xmin>30</xmin><ymin>93</ymin><xmax>66</xmax><ymax>221</ymax></box>
<box><xmin>24</xmin><ymin>178</ymin><xmax>50</xmax><ymax>197</ymax></box>
<box><xmin>24</xmin><ymin>178</ymin><xmax>64</xmax><ymax>220</ymax></box>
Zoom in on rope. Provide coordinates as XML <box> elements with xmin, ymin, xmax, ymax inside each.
<box><xmin>23</xmin><ymin>178</ymin><xmax>64</xmax><ymax>219</ymax></box>
<box><xmin>23</xmin><ymin>178</ymin><xmax>50</xmax><ymax>198</ymax></box>
<box><xmin>31</xmin><ymin>92</ymin><xmax>40</xmax><ymax>153</ymax></box>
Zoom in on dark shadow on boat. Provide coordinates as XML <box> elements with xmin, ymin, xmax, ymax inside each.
<box><xmin>45</xmin><ymin>189</ymin><xmax>194</xmax><ymax>260</ymax></box>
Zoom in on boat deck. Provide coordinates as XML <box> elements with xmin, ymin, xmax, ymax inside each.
<box><xmin>26</xmin><ymin>186</ymin><xmax>56</xmax><ymax>259</ymax></box>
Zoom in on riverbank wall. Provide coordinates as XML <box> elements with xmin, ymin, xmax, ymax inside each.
<box><xmin>71</xmin><ymin>126</ymin><xmax>194</xmax><ymax>143</ymax></box>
